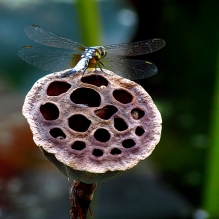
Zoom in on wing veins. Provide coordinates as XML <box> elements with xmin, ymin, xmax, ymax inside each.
<box><xmin>24</xmin><ymin>25</ymin><xmax>85</xmax><ymax>51</ymax></box>
<box><xmin>105</xmin><ymin>38</ymin><xmax>166</xmax><ymax>56</ymax></box>
<box><xmin>18</xmin><ymin>46</ymin><xmax>78</xmax><ymax>72</ymax></box>
<box><xmin>102</xmin><ymin>56</ymin><xmax>158</xmax><ymax>80</ymax></box>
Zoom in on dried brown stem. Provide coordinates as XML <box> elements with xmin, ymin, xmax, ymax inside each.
<box><xmin>70</xmin><ymin>180</ymin><xmax>98</xmax><ymax>219</ymax></box>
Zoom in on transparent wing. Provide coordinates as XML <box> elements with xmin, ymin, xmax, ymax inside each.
<box><xmin>24</xmin><ymin>25</ymin><xmax>86</xmax><ymax>51</ymax></box>
<box><xmin>105</xmin><ymin>38</ymin><xmax>165</xmax><ymax>56</ymax></box>
<box><xmin>102</xmin><ymin>55</ymin><xmax>158</xmax><ymax>80</ymax></box>
<box><xmin>18</xmin><ymin>46</ymin><xmax>81</xmax><ymax>72</ymax></box>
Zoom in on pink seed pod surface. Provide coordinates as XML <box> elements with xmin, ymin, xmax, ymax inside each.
<box><xmin>22</xmin><ymin>69</ymin><xmax>162</xmax><ymax>184</ymax></box>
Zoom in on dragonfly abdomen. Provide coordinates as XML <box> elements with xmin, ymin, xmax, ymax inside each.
<box><xmin>73</xmin><ymin>57</ymin><xmax>89</xmax><ymax>71</ymax></box>
<box><xmin>60</xmin><ymin>57</ymin><xmax>89</xmax><ymax>78</ymax></box>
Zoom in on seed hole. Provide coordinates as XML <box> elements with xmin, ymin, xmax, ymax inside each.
<box><xmin>122</xmin><ymin>139</ymin><xmax>136</xmax><ymax>148</ymax></box>
<box><xmin>47</xmin><ymin>81</ymin><xmax>71</xmax><ymax>96</ymax></box>
<box><xmin>71</xmin><ymin>141</ymin><xmax>86</xmax><ymax>151</ymax></box>
<box><xmin>135</xmin><ymin>126</ymin><xmax>145</xmax><ymax>136</ymax></box>
<box><xmin>94</xmin><ymin>128</ymin><xmax>110</xmax><ymax>142</ymax></box>
<box><xmin>114</xmin><ymin>117</ymin><xmax>128</xmax><ymax>131</ymax></box>
<box><xmin>92</xmin><ymin>149</ymin><xmax>103</xmax><ymax>157</ymax></box>
<box><xmin>40</xmin><ymin>103</ymin><xmax>59</xmax><ymax>120</ymax></box>
<box><xmin>94</xmin><ymin>105</ymin><xmax>118</xmax><ymax>120</ymax></box>
<box><xmin>70</xmin><ymin>88</ymin><xmax>101</xmax><ymax>107</ymax></box>
<box><xmin>68</xmin><ymin>114</ymin><xmax>91</xmax><ymax>132</ymax></box>
<box><xmin>113</xmin><ymin>89</ymin><xmax>133</xmax><ymax>104</ymax></box>
<box><xmin>131</xmin><ymin>108</ymin><xmax>145</xmax><ymax>120</ymax></box>
<box><xmin>81</xmin><ymin>75</ymin><xmax>108</xmax><ymax>87</ymax></box>
<box><xmin>110</xmin><ymin>148</ymin><xmax>122</xmax><ymax>155</ymax></box>
<box><xmin>50</xmin><ymin>128</ymin><xmax>66</xmax><ymax>139</ymax></box>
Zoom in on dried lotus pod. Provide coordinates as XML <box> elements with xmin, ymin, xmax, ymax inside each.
<box><xmin>22</xmin><ymin>69</ymin><xmax>162</xmax><ymax>184</ymax></box>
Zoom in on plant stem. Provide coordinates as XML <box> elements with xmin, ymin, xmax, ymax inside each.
<box><xmin>75</xmin><ymin>0</ymin><xmax>103</xmax><ymax>46</ymax></box>
<box><xmin>70</xmin><ymin>180</ymin><xmax>98</xmax><ymax>219</ymax></box>
<box><xmin>202</xmin><ymin>48</ymin><xmax>219</xmax><ymax>217</ymax></box>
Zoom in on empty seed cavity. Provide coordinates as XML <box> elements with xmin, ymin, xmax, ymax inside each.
<box><xmin>71</xmin><ymin>141</ymin><xmax>86</xmax><ymax>151</ymax></box>
<box><xmin>122</xmin><ymin>139</ymin><xmax>136</xmax><ymax>148</ymax></box>
<box><xmin>50</xmin><ymin>128</ymin><xmax>66</xmax><ymax>139</ymax></box>
<box><xmin>92</xmin><ymin>149</ymin><xmax>103</xmax><ymax>157</ymax></box>
<box><xmin>68</xmin><ymin>114</ymin><xmax>91</xmax><ymax>132</ymax></box>
<box><xmin>94</xmin><ymin>105</ymin><xmax>118</xmax><ymax>120</ymax></box>
<box><xmin>70</xmin><ymin>88</ymin><xmax>101</xmax><ymax>107</ymax></box>
<box><xmin>81</xmin><ymin>75</ymin><xmax>108</xmax><ymax>87</ymax></box>
<box><xmin>40</xmin><ymin>103</ymin><xmax>59</xmax><ymax>120</ymax></box>
<box><xmin>135</xmin><ymin>126</ymin><xmax>145</xmax><ymax>136</ymax></box>
<box><xmin>47</xmin><ymin>81</ymin><xmax>71</xmax><ymax>96</ymax></box>
<box><xmin>113</xmin><ymin>89</ymin><xmax>133</xmax><ymax>104</ymax></box>
<box><xmin>94</xmin><ymin>128</ymin><xmax>110</xmax><ymax>142</ymax></box>
<box><xmin>110</xmin><ymin>148</ymin><xmax>122</xmax><ymax>155</ymax></box>
<box><xmin>131</xmin><ymin>108</ymin><xmax>145</xmax><ymax>119</ymax></box>
<box><xmin>114</xmin><ymin>117</ymin><xmax>128</xmax><ymax>131</ymax></box>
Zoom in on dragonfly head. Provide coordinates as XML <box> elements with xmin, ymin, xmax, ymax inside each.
<box><xmin>96</xmin><ymin>46</ymin><xmax>107</xmax><ymax>59</ymax></box>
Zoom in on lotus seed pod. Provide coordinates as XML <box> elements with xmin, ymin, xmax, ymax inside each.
<box><xmin>22</xmin><ymin>69</ymin><xmax>162</xmax><ymax>184</ymax></box>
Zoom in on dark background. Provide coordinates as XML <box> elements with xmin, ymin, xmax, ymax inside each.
<box><xmin>0</xmin><ymin>0</ymin><xmax>218</xmax><ymax>218</ymax></box>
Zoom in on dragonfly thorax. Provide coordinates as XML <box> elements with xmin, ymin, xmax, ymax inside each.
<box><xmin>83</xmin><ymin>46</ymin><xmax>106</xmax><ymax>61</ymax></box>
<box><xmin>60</xmin><ymin>46</ymin><xmax>107</xmax><ymax>77</ymax></box>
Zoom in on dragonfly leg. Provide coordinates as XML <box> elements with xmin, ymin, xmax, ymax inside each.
<box><xmin>98</xmin><ymin>61</ymin><xmax>111</xmax><ymax>76</ymax></box>
<box><xmin>92</xmin><ymin>63</ymin><xmax>101</xmax><ymax>86</ymax></box>
<box><xmin>94</xmin><ymin>74</ymin><xmax>101</xmax><ymax>87</ymax></box>
<box><xmin>77</xmin><ymin>67</ymin><xmax>89</xmax><ymax>83</ymax></box>
<box><xmin>81</xmin><ymin>67</ymin><xmax>88</xmax><ymax>78</ymax></box>
<box><xmin>98</xmin><ymin>61</ymin><xmax>105</xmax><ymax>73</ymax></box>
<box><xmin>97</xmin><ymin>61</ymin><xmax>110</xmax><ymax>76</ymax></box>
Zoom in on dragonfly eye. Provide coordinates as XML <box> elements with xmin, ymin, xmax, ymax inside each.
<box><xmin>99</xmin><ymin>47</ymin><xmax>106</xmax><ymax>58</ymax></box>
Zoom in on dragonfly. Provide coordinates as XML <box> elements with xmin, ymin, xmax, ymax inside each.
<box><xmin>18</xmin><ymin>24</ymin><xmax>166</xmax><ymax>80</ymax></box>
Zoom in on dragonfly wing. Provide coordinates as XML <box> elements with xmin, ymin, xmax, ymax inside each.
<box><xmin>24</xmin><ymin>25</ymin><xmax>85</xmax><ymax>51</ymax></box>
<box><xmin>105</xmin><ymin>38</ymin><xmax>165</xmax><ymax>56</ymax></box>
<box><xmin>18</xmin><ymin>46</ymin><xmax>81</xmax><ymax>72</ymax></box>
<box><xmin>102</xmin><ymin>56</ymin><xmax>158</xmax><ymax>80</ymax></box>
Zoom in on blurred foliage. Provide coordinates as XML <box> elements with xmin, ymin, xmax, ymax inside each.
<box><xmin>75</xmin><ymin>0</ymin><xmax>103</xmax><ymax>46</ymax></box>
<box><xmin>202</xmin><ymin>32</ymin><xmax>219</xmax><ymax>216</ymax></box>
